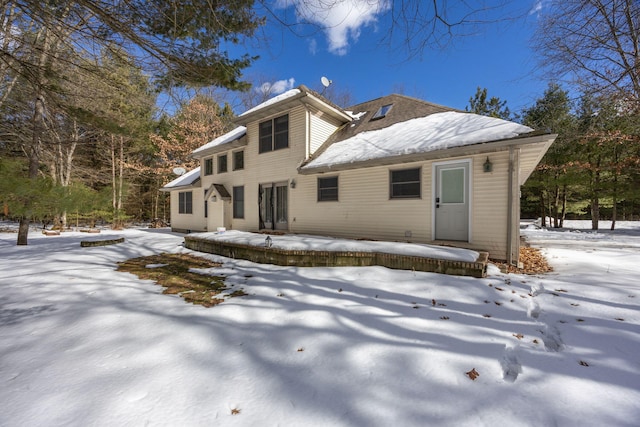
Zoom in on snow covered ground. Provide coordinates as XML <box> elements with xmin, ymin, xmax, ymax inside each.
<box><xmin>1</xmin><ymin>222</ymin><xmax>639</xmax><ymax>426</ymax></box>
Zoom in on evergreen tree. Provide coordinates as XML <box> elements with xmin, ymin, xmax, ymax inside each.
<box><xmin>466</xmin><ymin>87</ymin><xmax>511</xmax><ymax>120</ymax></box>
<box><xmin>522</xmin><ymin>83</ymin><xmax>576</xmax><ymax>227</ymax></box>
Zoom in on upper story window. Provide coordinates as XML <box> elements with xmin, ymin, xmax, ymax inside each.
<box><xmin>217</xmin><ymin>154</ymin><xmax>228</xmax><ymax>173</ymax></box>
<box><xmin>317</xmin><ymin>176</ymin><xmax>338</xmax><ymax>202</ymax></box>
<box><xmin>371</xmin><ymin>104</ymin><xmax>393</xmax><ymax>120</ymax></box>
<box><xmin>204</xmin><ymin>158</ymin><xmax>213</xmax><ymax>175</ymax></box>
<box><xmin>259</xmin><ymin>114</ymin><xmax>289</xmax><ymax>153</ymax></box>
<box><xmin>390</xmin><ymin>167</ymin><xmax>421</xmax><ymax>199</ymax></box>
<box><xmin>233</xmin><ymin>150</ymin><xmax>244</xmax><ymax>170</ymax></box>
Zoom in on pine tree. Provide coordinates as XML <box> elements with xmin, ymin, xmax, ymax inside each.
<box><xmin>466</xmin><ymin>87</ymin><xmax>511</xmax><ymax>120</ymax></box>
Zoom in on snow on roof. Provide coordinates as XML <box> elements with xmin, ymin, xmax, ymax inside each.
<box><xmin>162</xmin><ymin>167</ymin><xmax>200</xmax><ymax>189</ymax></box>
<box><xmin>239</xmin><ymin>89</ymin><xmax>301</xmax><ymax>117</ymax></box>
<box><xmin>303</xmin><ymin>111</ymin><xmax>533</xmax><ymax>170</ymax></box>
<box><xmin>192</xmin><ymin>126</ymin><xmax>246</xmax><ymax>155</ymax></box>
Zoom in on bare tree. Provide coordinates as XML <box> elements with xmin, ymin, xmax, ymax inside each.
<box><xmin>534</xmin><ymin>0</ymin><xmax>640</xmax><ymax>104</ymax></box>
<box><xmin>259</xmin><ymin>0</ymin><xmax>521</xmax><ymax>57</ymax></box>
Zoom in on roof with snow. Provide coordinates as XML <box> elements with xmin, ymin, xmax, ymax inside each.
<box><xmin>302</xmin><ymin>111</ymin><xmax>534</xmax><ymax>172</ymax></box>
<box><xmin>160</xmin><ymin>167</ymin><xmax>201</xmax><ymax>191</ymax></box>
<box><xmin>239</xmin><ymin>89</ymin><xmax>301</xmax><ymax>117</ymax></box>
<box><xmin>191</xmin><ymin>126</ymin><xmax>247</xmax><ymax>158</ymax></box>
<box><xmin>182</xmin><ymin>85</ymin><xmax>547</xmax><ymax>175</ymax></box>
<box><xmin>233</xmin><ymin>85</ymin><xmax>352</xmax><ymax>126</ymax></box>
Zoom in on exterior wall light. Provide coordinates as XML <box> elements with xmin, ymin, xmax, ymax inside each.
<box><xmin>290</xmin><ymin>179</ymin><xmax>296</xmax><ymax>189</ymax></box>
<box><xmin>483</xmin><ymin>157</ymin><xmax>493</xmax><ymax>173</ymax></box>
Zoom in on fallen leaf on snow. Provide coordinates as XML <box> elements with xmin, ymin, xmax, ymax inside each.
<box><xmin>466</xmin><ymin>368</ymin><xmax>480</xmax><ymax>380</ymax></box>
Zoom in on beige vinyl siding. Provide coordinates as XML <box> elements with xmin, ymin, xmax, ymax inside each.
<box><xmin>291</xmin><ymin>160</ymin><xmax>431</xmax><ymax>242</ymax></box>
<box><xmin>292</xmin><ymin>151</ymin><xmax>515</xmax><ymax>260</ymax></box>
<box><xmin>469</xmin><ymin>151</ymin><xmax>510</xmax><ymax>259</ymax></box>
<box><xmin>308</xmin><ymin>106</ymin><xmax>343</xmax><ymax>155</ymax></box>
<box><xmin>169</xmin><ymin>188</ymin><xmax>206</xmax><ymax>232</ymax></box>
<box><xmin>197</xmin><ymin>105</ymin><xmax>308</xmax><ymax>233</ymax></box>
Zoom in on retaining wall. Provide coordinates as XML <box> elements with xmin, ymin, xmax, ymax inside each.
<box><xmin>184</xmin><ymin>236</ymin><xmax>488</xmax><ymax>278</ymax></box>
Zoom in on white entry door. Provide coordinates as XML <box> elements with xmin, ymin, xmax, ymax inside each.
<box><xmin>434</xmin><ymin>162</ymin><xmax>470</xmax><ymax>241</ymax></box>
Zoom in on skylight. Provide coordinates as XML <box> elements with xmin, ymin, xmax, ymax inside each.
<box><xmin>371</xmin><ymin>104</ymin><xmax>393</xmax><ymax>120</ymax></box>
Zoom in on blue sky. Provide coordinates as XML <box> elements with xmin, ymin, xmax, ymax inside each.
<box><xmin>233</xmin><ymin>0</ymin><xmax>549</xmax><ymax>116</ymax></box>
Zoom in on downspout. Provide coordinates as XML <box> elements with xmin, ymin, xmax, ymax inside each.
<box><xmin>305</xmin><ymin>104</ymin><xmax>311</xmax><ymax>158</ymax></box>
<box><xmin>506</xmin><ymin>145</ymin><xmax>515</xmax><ymax>265</ymax></box>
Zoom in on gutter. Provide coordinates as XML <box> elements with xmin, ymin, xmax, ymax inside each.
<box><xmin>299</xmin><ymin>133</ymin><xmax>556</xmax><ymax>175</ymax></box>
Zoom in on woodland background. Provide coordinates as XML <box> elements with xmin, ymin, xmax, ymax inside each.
<box><xmin>1</xmin><ymin>1</ymin><xmax>639</xmax><ymax>245</ymax></box>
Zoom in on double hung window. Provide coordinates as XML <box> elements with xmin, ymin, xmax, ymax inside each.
<box><xmin>178</xmin><ymin>191</ymin><xmax>193</xmax><ymax>214</ymax></box>
<box><xmin>218</xmin><ymin>154</ymin><xmax>228</xmax><ymax>173</ymax></box>
<box><xmin>259</xmin><ymin>114</ymin><xmax>289</xmax><ymax>153</ymax></box>
<box><xmin>204</xmin><ymin>158</ymin><xmax>213</xmax><ymax>175</ymax></box>
<box><xmin>390</xmin><ymin>168</ymin><xmax>421</xmax><ymax>199</ymax></box>
<box><xmin>233</xmin><ymin>150</ymin><xmax>244</xmax><ymax>170</ymax></box>
<box><xmin>233</xmin><ymin>186</ymin><xmax>244</xmax><ymax>218</ymax></box>
<box><xmin>317</xmin><ymin>176</ymin><xmax>338</xmax><ymax>202</ymax></box>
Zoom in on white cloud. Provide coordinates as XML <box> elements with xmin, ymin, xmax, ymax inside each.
<box><xmin>255</xmin><ymin>78</ymin><xmax>296</xmax><ymax>95</ymax></box>
<box><xmin>308</xmin><ymin>38</ymin><xmax>318</xmax><ymax>55</ymax></box>
<box><xmin>276</xmin><ymin>0</ymin><xmax>390</xmax><ymax>55</ymax></box>
<box><xmin>529</xmin><ymin>0</ymin><xmax>545</xmax><ymax>15</ymax></box>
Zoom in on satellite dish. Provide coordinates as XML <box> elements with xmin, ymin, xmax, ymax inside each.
<box><xmin>173</xmin><ymin>167</ymin><xmax>186</xmax><ymax>176</ymax></box>
<box><xmin>321</xmin><ymin>76</ymin><xmax>332</xmax><ymax>88</ymax></box>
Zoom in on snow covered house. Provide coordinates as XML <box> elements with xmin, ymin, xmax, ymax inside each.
<box><xmin>161</xmin><ymin>85</ymin><xmax>556</xmax><ymax>263</ymax></box>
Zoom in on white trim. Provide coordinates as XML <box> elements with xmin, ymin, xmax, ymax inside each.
<box><xmin>431</xmin><ymin>158</ymin><xmax>473</xmax><ymax>242</ymax></box>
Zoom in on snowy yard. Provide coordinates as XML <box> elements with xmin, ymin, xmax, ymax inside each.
<box><xmin>1</xmin><ymin>222</ymin><xmax>639</xmax><ymax>426</ymax></box>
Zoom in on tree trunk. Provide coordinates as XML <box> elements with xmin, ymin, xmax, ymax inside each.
<box><xmin>18</xmin><ymin>93</ymin><xmax>47</xmax><ymax>245</ymax></box>
<box><xmin>111</xmin><ymin>135</ymin><xmax>117</xmax><ymax>226</ymax></box>
<box><xmin>560</xmin><ymin>184</ymin><xmax>567</xmax><ymax>228</ymax></box>
<box><xmin>553</xmin><ymin>184</ymin><xmax>560</xmax><ymax>228</ymax></box>
<box><xmin>17</xmin><ymin>218</ymin><xmax>30</xmax><ymax>245</ymax></box>
<box><xmin>591</xmin><ymin>197</ymin><xmax>600</xmax><ymax>230</ymax></box>
<box><xmin>611</xmin><ymin>174</ymin><xmax>618</xmax><ymax>231</ymax></box>
<box><xmin>590</xmin><ymin>157</ymin><xmax>601</xmax><ymax>230</ymax></box>
<box><xmin>611</xmin><ymin>146</ymin><xmax>619</xmax><ymax>230</ymax></box>
<box><xmin>118</xmin><ymin>136</ymin><xmax>124</xmax><ymax>211</ymax></box>
<box><xmin>539</xmin><ymin>189</ymin><xmax>547</xmax><ymax>227</ymax></box>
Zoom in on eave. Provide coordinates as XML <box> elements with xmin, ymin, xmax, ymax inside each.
<box><xmin>233</xmin><ymin>86</ymin><xmax>352</xmax><ymax>125</ymax></box>
<box><xmin>159</xmin><ymin>178</ymin><xmax>201</xmax><ymax>192</ymax></box>
<box><xmin>190</xmin><ymin>134</ymin><xmax>248</xmax><ymax>159</ymax></box>
<box><xmin>299</xmin><ymin>133</ymin><xmax>557</xmax><ymax>176</ymax></box>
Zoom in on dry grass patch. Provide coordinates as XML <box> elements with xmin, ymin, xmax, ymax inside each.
<box><xmin>117</xmin><ymin>253</ymin><xmax>242</xmax><ymax>307</ymax></box>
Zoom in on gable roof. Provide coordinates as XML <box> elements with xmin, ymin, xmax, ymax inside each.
<box><xmin>233</xmin><ymin>85</ymin><xmax>352</xmax><ymax>125</ymax></box>
<box><xmin>204</xmin><ymin>183</ymin><xmax>231</xmax><ymax>200</ymax></box>
<box><xmin>160</xmin><ymin>167</ymin><xmax>201</xmax><ymax>191</ymax></box>
<box><xmin>191</xmin><ymin>126</ymin><xmax>247</xmax><ymax>158</ymax></box>
<box><xmin>183</xmin><ymin>84</ymin><xmax>553</xmax><ymax>178</ymax></box>
<box><xmin>301</xmin><ymin>111</ymin><xmax>536</xmax><ymax>173</ymax></box>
